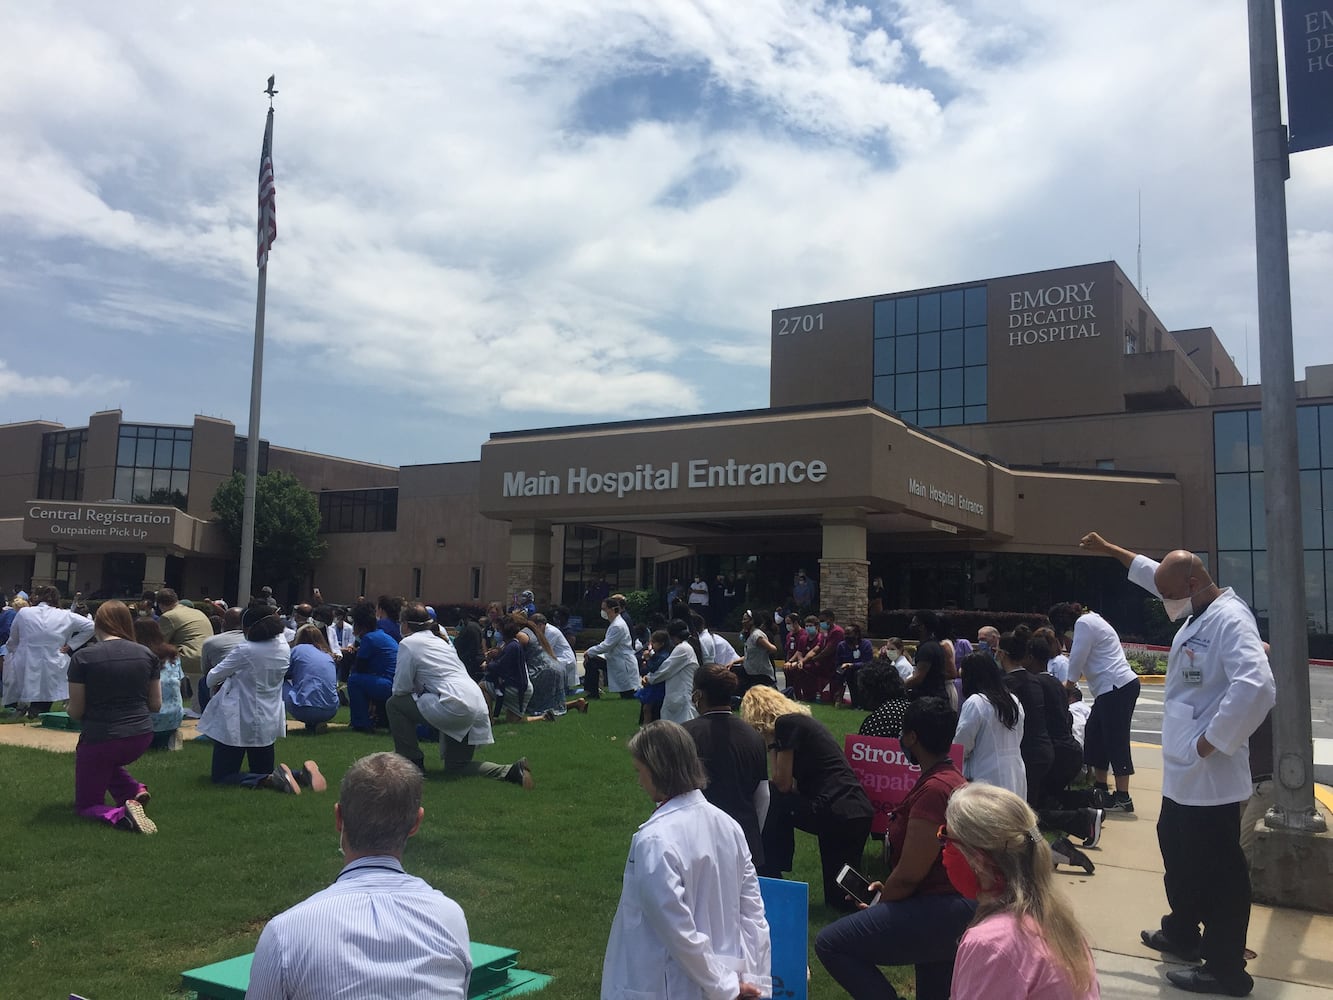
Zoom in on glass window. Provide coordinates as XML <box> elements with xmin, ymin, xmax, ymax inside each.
<box><xmin>1213</xmin><ymin>411</ymin><xmax>1250</xmax><ymax>473</ymax></box>
<box><xmin>319</xmin><ymin>488</ymin><xmax>399</xmax><ymax>533</ymax></box>
<box><xmin>1215</xmin><ymin>473</ymin><xmax>1251</xmax><ymax>549</ymax></box>
<box><xmin>918</xmin><ymin>371</ymin><xmax>940</xmax><ymax>408</ymax></box>
<box><xmin>37</xmin><ymin>429</ymin><xmax>88</xmax><ymax>502</ymax></box>
<box><xmin>964</xmin><ymin>365</ymin><xmax>987</xmax><ymax>405</ymax></box>
<box><xmin>964</xmin><ymin>286</ymin><xmax>987</xmax><ymax>325</ymax></box>
<box><xmin>965</xmin><ymin>404</ymin><xmax>988</xmax><ymax>424</ymax></box>
<box><xmin>1324</xmin><ymin>471</ymin><xmax>1333</xmax><ymax>552</ymax></box>
<box><xmin>136</xmin><ymin>436</ymin><xmax>155</xmax><ymax>466</ymax></box>
<box><xmin>873</xmin><ymin>375</ymin><xmax>894</xmax><ymax>410</ymax></box>
<box><xmin>117</xmin><ymin>436</ymin><xmax>136</xmax><ymax>467</ymax></box>
<box><xmin>917</xmin><ymin>331</ymin><xmax>940</xmax><ymax>371</ymax></box>
<box><xmin>918</xmin><ymin>409</ymin><xmax>940</xmax><ymax>428</ymax></box>
<box><xmin>941</xmin><ymin>329</ymin><xmax>964</xmax><ymax>368</ymax></box>
<box><xmin>1218</xmin><ymin>551</ymin><xmax>1253</xmax><ymax>608</ymax></box>
<box><xmin>941</xmin><ymin>290</ymin><xmax>964</xmax><ymax>330</ymax></box>
<box><xmin>896</xmin><ymin>335</ymin><xmax>917</xmax><ymax>372</ymax></box>
<box><xmin>174</xmin><ymin>439</ymin><xmax>191</xmax><ymax>470</ymax></box>
<box><xmin>917</xmin><ymin>293</ymin><xmax>940</xmax><ymax>332</ymax></box>
<box><xmin>1298</xmin><ymin>406</ymin><xmax>1320</xmax><ymax>469</ymax></box>
<box><xmin>940</xmin><ymin>407</ymin><xmax>964</xmax><ymax>425</ymax></box>
<box><xmin>1306</xmin><ymin>550</ymin><xmax>1327</xmax><ymax>633</ymax></box>
<box><xmin>895</xmin><ymin>373</ymin><xmax>917</xmax><ymax>410</ymax></box>
<box><xmin>896</xmin><ymin>297</ymin><xmax>917</xmax><ymax>335</ymax></box>
<box><xmin>874</xmin><ymin>300</ymin><xmax>895</xmax><ymax>339</ymax></box>
<box><xmin>1247</xmin><ymin>410</ymin><xmax>1264</xmax><ymax>471</ymax></box>
<box><xmin>1322</xmin><ymin>405</ymin><xmax>1333</xmax><ymax>469</ymax></box>
<box><xmin>874</xmin><ymin>339</ymin><xmax>895</xmax><ymax>376</ymax></box>
<box><xmin>114</xmin><ymin>469</ymin><xmax>133</xmax><ymax>501</ymax></box>
<box><xmin>899</xmin><ymin>411</ymin><xmax>917</xmax><ymax>425</ymax></box>
<box><xmin>940</xmin><ymin>368</ymin><xmax>964</xmax><ymax>407</ymax></box>
<box><xmin>964</xmin><ymin>325</ymin><xmax>987</xmax><ymax>365</ymax></box>
<box><xmin>155</xmin><ymin>437</ymin><xmax>174</xmax><ymax>468</ymax></box>
<box><xmin>1302</xmin><ymin>470</ymin><xmax>1323</xmax><ymax>548</ymax></box>
<box><xmin>1249</xmin><ymin>472</ymin><xmax>1266</xmax><ymax>550</ymax></box>
<box><xmin>1252</xmin><ymin>549</ymin><xmax>1270</xmax><ymax>616</ymax></box>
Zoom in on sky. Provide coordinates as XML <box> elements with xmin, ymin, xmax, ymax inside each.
<box><xmin>2</xmin><ymin>1</ymin><xmax>1331</xmax><ymax>468</ymax></box>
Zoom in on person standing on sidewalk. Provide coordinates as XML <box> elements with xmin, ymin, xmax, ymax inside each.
<box><xmin>1080</xmin><ymin>533</ymin><xmax>1276</xmax><ymax>997</ymax></box>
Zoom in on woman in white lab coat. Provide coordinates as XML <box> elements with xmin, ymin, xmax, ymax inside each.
<box><xmin>955</xmin><ymin>652</ymin><xmax>1026</xmax><ymax>800</ymax></box>
<box><xmin>602</xmin><ymin>721</ymin><xmax>770</xmax><ymax>1000</ymax></box>
<box><xmin>644</xmin><ymin>619</ymin><xmax>700</xmax><ymax>725</ymax></box>
<box><xmin>198</xmin><ymin>602</ymin><xmax>325</xmax><ymax>795</ymax></box>
<box><xmin>584</xmin><ymin>596</ymin><xmax>639</xmax><ymax>698</ymax></box>
<box><xmin>4</xmin><ymin>586</ymin><xmax>95</xmax><ymax>715</ymax></box>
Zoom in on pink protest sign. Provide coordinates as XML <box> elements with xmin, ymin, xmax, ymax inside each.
<box><xmin>845</xmin><ymin>734</ymin><xmax>965</xmax><ymax>834</ymax></box>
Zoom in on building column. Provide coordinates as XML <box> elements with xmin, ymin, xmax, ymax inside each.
<box><xmin>506</xmin><ymin>520</ymin><xmax>553</xmax><ymax>610</ymax></box>
<box><xmin>30</xmin><ymin>545</ymin><xmax>57</xmax><ymax>591</ymax></box>
<box><xmin>141</xmin><ymin>549</ymin><xmax>168</xmax><ymax>595</ymax></box>
<box><xmin>819</xmin><ymin>509</ymin><xmax>869</xmax><ymax>632</ymax></box>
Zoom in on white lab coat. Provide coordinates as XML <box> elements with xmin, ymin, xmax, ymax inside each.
<box><xmin>1128</xmin><ymin>555</ymin><xmax>1276</xmax><ymax>806</ymax></box>
<box><xmin>602</xmin><ymin>790</ymin><xmax>770</xmax><ymax>1000</ymax></box>
<box><xmin>4</xmin><ymin>602</ymin><xmax>94</xmax><ymax>704</ymax></box>
<box><xmin>1066</xmin><ymin>611</ymin><xmax>1136</xmax><ymax>697</ymax></box>
<box><xmin>586</xmin><ymin>615</ymin><xmax>639</xmax><ymax>693</ymax></box>
<box><xmin>647</xmin><ymin>642</ymin><xmax>700</xmax><ymax>725</ymax></box>
<box><xmin>544</xmin><ymin>623</ymin><xmax>578</xmax><ymax>690</ymax></box>
<box><xmin>198</xmin><ymin>637</ymin><xmax>289</xmax><ymax>748</ymax></box>
<box><xmin>393</xmin><ymin>630</ymin><xmax>493</xmax><ymax>747</ymax></box>
<box><xmin>1047</xmin><ymin>653</ymin><xmax>1070</xmax><ymax>684</ymax></box>
<box><xmin>955</xmin><ymin>692</ymin><xmax>1027</xmax><ymax>800</ymax></box>
<box><xmin>326</xmin><ymin>622</ymin><xmax>355</xmax><ymax>662</ymax></box>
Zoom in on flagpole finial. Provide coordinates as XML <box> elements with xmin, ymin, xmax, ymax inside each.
<box><xmin>264</xmin><ymin>75</ymin><xmax>278</xmax><ymax>107</ymax></box>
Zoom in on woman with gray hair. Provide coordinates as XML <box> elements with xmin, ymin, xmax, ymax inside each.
<box><xmin>602</xmin><ymin>721</ymin><xmax>771</xmax><ymax>1000</ymax></box>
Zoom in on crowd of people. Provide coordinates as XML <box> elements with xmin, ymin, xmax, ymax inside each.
<box><xmin>0</xmin><ymin>536</ymin><xmax>1281</xmax><ymax>998</ymax></box>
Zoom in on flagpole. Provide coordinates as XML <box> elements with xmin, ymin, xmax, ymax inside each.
<box><xmin>238</xmin><ymin>77</ymin><xmax>278</xmax><ymax>607</ymax></box>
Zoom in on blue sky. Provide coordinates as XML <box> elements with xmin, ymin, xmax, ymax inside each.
<box><xmin>2</xmin><ymin>1</ymin><xmax>1331</xmax><ymax>467</ymax></box>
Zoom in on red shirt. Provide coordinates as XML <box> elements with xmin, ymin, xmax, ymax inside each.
<box><xmin>885</xmin><ymin>758</ymin><xmax>967</xmax><ymax>896</ymax></box>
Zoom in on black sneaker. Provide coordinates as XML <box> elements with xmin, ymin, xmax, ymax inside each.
<box><xmin>1104</xmin><ymin>792</ymin><xmax>1135</xmax><ymax>813</ymax></box>
<box><xmin>1141</xmin><ymin>928</ymin><xmax>1202</xmax><ymax>964</ymax></box>
<box><xmin>1051</xmin><ymin>836</ymin><xmax>1095</xmax><ymax>874</ymax></box>
<box><xmin>505</xmin><ymin>757</ymin><xmax>535</xmax><ymax>790</ymax></box>
<box><xmin>293</xmin><ymin>760</ymin><xmax>327</xmax><ymax>792</ymax></box>
<box><xmin>1083</xmin><ymin>808</ymin><xmax>1105</xmax><ymax>847</ymax></box>
<box><xmin>262</xmin><ymin>764</ymin><xmax>301</xmax><ymax>794</ymax></box>
<box><xmin>1165</xmin><ymin>966</ymin><xmax>1253</xmax><ymax>996</ymax></box>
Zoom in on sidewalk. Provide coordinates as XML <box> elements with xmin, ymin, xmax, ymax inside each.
<box><xmin>1068</xmin><ymin>743</ymin><xmax>1333</xmax><ymax>998</ymax></box>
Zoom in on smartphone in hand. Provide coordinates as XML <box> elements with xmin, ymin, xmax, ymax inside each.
<box><xmin>835</xmin><ymin>863</ymin><xmax>881</xmax><ymax>906</ymax></box>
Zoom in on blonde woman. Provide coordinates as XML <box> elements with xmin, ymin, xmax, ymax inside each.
<box><xmin>740</xmin><ymin>685</ymin><xmax>873</xmax><ymax>910</ymax></box>
<box><xmin>944</xmin><ymin>783</ymin><xmax>1100</xmax><ymax>999</ymax></box>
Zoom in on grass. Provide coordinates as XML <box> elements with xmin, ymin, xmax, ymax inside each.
<box><xmin>0</xmin><ymin>699</ymin><xmax>912</xmax><ymax>999</ymax></box>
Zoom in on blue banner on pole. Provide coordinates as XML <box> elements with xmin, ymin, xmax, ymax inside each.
<box><xmin>1283</xmin><ymin>0</ymin><xmax>1333</xmax><ymax>152</ymax></box>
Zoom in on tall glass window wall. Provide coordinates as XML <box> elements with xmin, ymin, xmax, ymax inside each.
<box><xmin>1214</xmin><ymin>405</ymin><xmax>1333</xmax><ymax>636</ymax></box>
<box><xmin>562</xmin><ymin>526</ymin><xmax>637</xmax><ymax>614</ymax></box>
<box><xmin>115</xmin><ymin>424</ymin><xmax>191</xmax><ymax>510</ymax></box>
<box><xmin>38</xmin><ymin>429</ymin><xmax>87</xmax><ymax>501</ymax></box>
<box><xmin>319</xmin><ymin>488</ymin><xmax>398</xmax><ymax>533</ymax></box>
<box><xmin>872</xmin><ymin>285</ymin><xmax>988</xmax><ymax>428</ymax></box>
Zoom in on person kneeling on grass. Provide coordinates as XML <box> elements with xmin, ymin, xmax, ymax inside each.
<box><xmin>66</xmin><ymin>600</ymin><xmax>162</xmax><ymax>834</ymax></box>
<box><xmin>386</xmin><ymin>603</ymin><xmax>533</xmax><ymax>788</ymax></box>
<box><xmin>197</xmin><ymin>601</ymin><xmax>326</xmax><ymax>795</ymax></box>
<box><xmin>133</xmin><ymin>617</ymin><xmax>184</xmax><ymax>751</ymax></box>
<box><xmin>284</xmin><ymin>625</ymin><xmax>339</xmax><ymax>733</ymax></box>
<box><xmin>248</xmin><ymin>752</ymin><xmax>473</xmax><ymax>1000</ymax></box>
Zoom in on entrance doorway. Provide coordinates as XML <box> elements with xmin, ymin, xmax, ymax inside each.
<box><xmin>102</xmin><ymin>553</ymin><xmax>145</xmax><ymax>598</ymax></box>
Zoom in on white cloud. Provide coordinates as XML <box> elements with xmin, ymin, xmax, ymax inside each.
<box><xmin>0</xmin><ymin>361</ymin><xmax>127</xmax><ymax>400</ymax></box>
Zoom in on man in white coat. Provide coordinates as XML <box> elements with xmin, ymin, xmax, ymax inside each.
<box><xmin>3</xmin><ymin>585</ymin><xmax>94</xmax><ymax>715</ymax></box>
<box><xmin>1082</xmin><ymin>535</ymin><xmax>1274</xmax><ymax>997</ymax></box>
<box><xmin>602</xmin><ymin>721</ymin><xmax>769</xmax><ymax>1000</ymax></box>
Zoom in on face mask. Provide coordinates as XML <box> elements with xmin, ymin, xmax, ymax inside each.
<box><xmin>819</xmin><ymin>622</ymin><xmax>830</xmax><ymax>632</ymax></box>
<box><xmin>805</xmin><ymin>626</ymin><xmax>817</xmax><ymax>637</ymax></box>
<box><xmin>601</xmin><ymin>610</ymin><xmax>610</xmax><ymax>621</ymax></box>
<box><xmin>1163</xmin><ymin>595</ymin><xmax>1193</xmax><ymax>622</ymax></box>
<box><xmin>975</xmin><ymin>641</ymin><xmax>990</xmax><ymax>655</ymax></box>
<box><xmin>941</xmin><ymin>840</ymin><xmax>982</xmax><ymax>900</ymax></box>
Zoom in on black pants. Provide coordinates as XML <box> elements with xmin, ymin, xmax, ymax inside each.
<box><xmin>583</xmin><ymin>655</ymin><xmax>606</xmax><ymax>698</ymax></box>
<box><xmin>759</xmin><ymin>788</ymin><xmax>872</xmax><ymax>910</ymax></box>
<box><xmin>1157</xmin><ymin>796</ymin><xmax>1251</xmax><ymax>977</ymax></box>
<box><xmin>1085</xmin><ymin>677</ymin><xmax>1140</xmax><ymax>775</ymax></box>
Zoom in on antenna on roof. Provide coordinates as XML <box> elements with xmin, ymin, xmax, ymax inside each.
<box><xmin>1136</xmin><ymin>190</ymin><xmax>1143</xmax><ymax>293</ymax></box>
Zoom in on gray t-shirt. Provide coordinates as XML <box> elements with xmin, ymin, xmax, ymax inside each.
<box><xmin>67</xmin><ymin>640</ymin><xmax>159</xmax><ymax>744</ymax></box>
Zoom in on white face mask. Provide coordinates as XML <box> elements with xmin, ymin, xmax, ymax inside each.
<box><xmin>1163</xmin><ymin>595</ymin><xmax>1193</xmax><ymax>621</ymax></box>
<box><xmin>601</xmin><ymin>609</ymin><xmax>610</xmax><ymax>621</ymax></box>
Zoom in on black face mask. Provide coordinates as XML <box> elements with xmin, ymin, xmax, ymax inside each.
<box><xmin>901</xmin><ymin>734</ymin><xmax>919</xmax><ymax>766</ymax></box>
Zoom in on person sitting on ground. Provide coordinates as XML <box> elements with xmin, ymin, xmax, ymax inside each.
<box><xmin>878</xmin><ymin>636</ymin><xmax>915</xmax><ymax>683</ymax></box>
<box><xmin>348</xmin><ymin>602</ymin><xmax>398</xmax><ymax>733</ymax></box>
<box><xmin>198</xmin><ymin>601</ymin><xmax>326</xmax><ymax>795</ymax></box>
<box><xmin>857</xmin><ymin>662</ymin><xmax>912</xmax><ymax>739</ymax></box>
<box><xmin>729</xmin><ymin>609</ymin><xmax>779</xmax><ymax>695</ymax></box>
<box><xmin>133</xmin><ymin>618</ymin><xmax>184</xmax><ymax>750</ymax></box>
<box><xmin>782</xmin><ymin>612</ymin><xmax>808</xmax><ymax>665</ymax></box>
<box><xmin>782</xmin><ymin>614</ymin><xmax>822</xmax><ymax>700</ymax></box>
<box><xmin>386</xmin><ymin>603</ymin><xmax>533</xmax><ymax>788</ymax></box>
<box><xmin>285</xmin><ymin>625</ymin><xmax>339</xmax><ymax>733</ymax></box>
<box><xmin>683</xmin><ymin>665</ymin><xmax>770</xmax><ymax>868</ymax></box>
<box><xmin>602</xmin><ymin>721</ymin><xmax>771</xmax><ymax>1000</ymax></box>
<box><xmin>636</xmin><ymin>629</ymin><xmax>669</xmax><ymax>725</ymax></box>
<box><xmin>955</xmin><ymin>653</ymin><xmax>1026</xmax><ymax>799</ymax></box>
<box><xmin>530</xmin><ymin>612</ymin><xmax>578</xmax><ymax>693</ymax></box>
<box><xmin>248</xmin><ymin>752</ymin><xmax>473</xmax><ymax>999</ymax></box>
<box><xmin>905</xmin><ymin>611</ymin><xmax>952</xmax><ymax>705</ymax></box>
<box><xmin>834</xmin><ymin>621</ymin><xmax>874</xmax><ymax>708</ymax></box>
<box><xmin>815</xmin><ymin>697</ymin><xmax>974</xmax><ymax>999</ymax></box>
<box><xmin>740</xmin><ymin>685</ymin><xmax>874</xmax><ymax>911</ymax></box>
<box><xmin>155</xmin><ymin>587</ymin><xmax>213</xmax><ymax>713</ymax></box>
<box><xmin>66</xmin><ymin>601</ymin><xmax>162</xmax><ymax>834</ymax></box>
<box><xmin>945</xmin><ymin>783</ymin><xmax>1101</xmax><ymax>999</ymax></box>
<box><xmin>645</xmin><ymin>619</ymin><xmax>701</xmax><ymax>725</ymax></box>
<box><xmin>481</xmin><ymin>617</ymin><xmax>534</xmax><ymax>723</ymax></box>
<box><xmin>514</xmin><ymin>613</ymin><xmax>585</xmax><ymax>719</ymax></box>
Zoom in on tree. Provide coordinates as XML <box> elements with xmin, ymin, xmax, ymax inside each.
<box><xmin>211</xmin><ymin>471</ymin><xmax>326</xmax><ymax>597</ymax></box>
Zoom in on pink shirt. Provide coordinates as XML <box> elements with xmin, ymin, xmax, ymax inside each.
<box><xmin>951</xmin><ymin>912</ymin><xmax>1099</xmax><ymax>1000</ymax></box>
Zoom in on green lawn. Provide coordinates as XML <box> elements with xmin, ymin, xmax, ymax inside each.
<box><xmin>0</xmin><ymin>700</ymin><xmax>911</xmax><ymax>999</ymax></box>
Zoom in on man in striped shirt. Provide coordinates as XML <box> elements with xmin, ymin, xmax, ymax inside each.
<box><xmin>248</xmin><ymin>753</ymin><xmax>472</xmax><ymax>999</ymax></box>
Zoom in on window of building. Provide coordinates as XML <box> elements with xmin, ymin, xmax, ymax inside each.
<box><xmin>1096</xmin><ymin>459</ymin><xmax>1115</xmax><ymax>470</ymax></box>
<box><xmin>233</xmin><ymin>436</ymin><xmax>271</xmax><ymax>476</ymax></box>
<box><xmin>412</xmin><ymin>567</ymin><xmax>422</xmax><ymax>599</ymax></box>
<box><xmin>470</xmin><ymin>566</ymin><xmax>483</xmax><ymax>601</ymax></box>
<box><xmin>38</xmin><ymin>429</ymin><xmax>87</xmax><ymax>501</ymax></box>
<box><xmin>562</xmin><ymin>525</ymin><xmax>636</xmax><ymax>613</ymax></box>
<box><xmin>54</xmin><ymin>555</ymin><xmax>77</xmax><ymax>597</ymax></box>
<box><xmin>1124</xmin><ymin>328</ymin><xmax>1137</xmax><ymax>355</ymax></box>
<box><xmin>1214</xmin><ymin>404</ymin><xmax>1333</xmax><ymax>635</ymax></box>
<box><xmin>357</xmin><ymin>568</ymin><xmax>367</xmax><ymax>595</ymax></box>
<box><xmin>318</xmin><ymin>488</ymin><xmax>398</xmax><ymax>533</ymax></box>
<box><xmin>871</xmin><ymin>285</ymin><xmax>987</xmax><ymax>427</ymax></box>
<box><xmin>115</xmin><ymin>424</ymin><xmax>191</xmax><ymax>509</ymax></box>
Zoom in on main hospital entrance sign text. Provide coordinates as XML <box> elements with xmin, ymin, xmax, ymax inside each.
<box><xmin>503</xmin><ymin>458</ymin><xmax>828</xmax><ymax>499</ymax></box>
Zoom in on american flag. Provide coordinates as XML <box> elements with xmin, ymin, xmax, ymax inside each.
<box><xmin>256</xmin><ymin>106</ymin><xmax>276</xmax><ymax>268</ymax></box>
